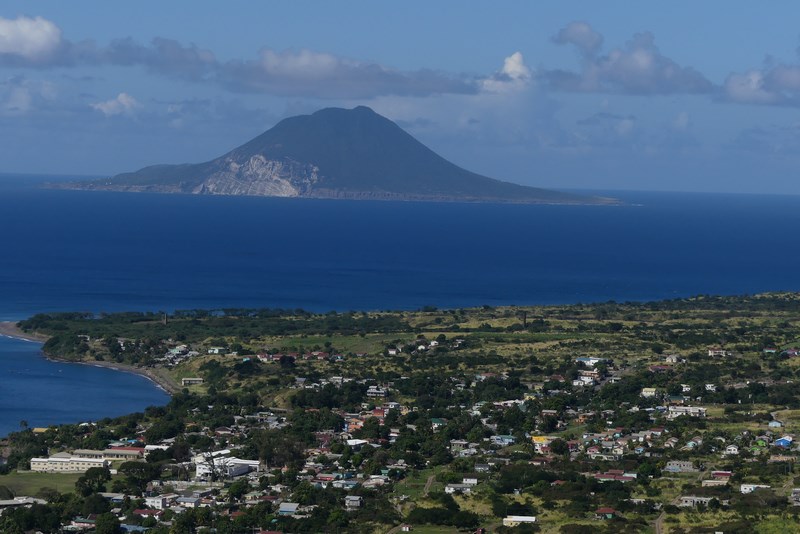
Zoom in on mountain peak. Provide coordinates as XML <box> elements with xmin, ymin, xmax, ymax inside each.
<box><xmin>72</xmin><ymin>107</ymin><xmax>616</xmax><ymax>205</ymax></box>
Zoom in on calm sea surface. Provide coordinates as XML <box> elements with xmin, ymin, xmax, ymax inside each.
<box><xmin>0</xmin><ymin>335</ymin><xmax>169</xmax><ymax>437</ymax></box>
<box><xmin>2</xmin><ymin>174</ymin><xmax>800</xmax><ymax>435</ymax></box>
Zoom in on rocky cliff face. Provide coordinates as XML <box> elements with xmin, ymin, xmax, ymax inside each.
<box><xmin>194</xmin><ymin>155</ymin><xmax>320</xmax><ymax>197</ymax></box>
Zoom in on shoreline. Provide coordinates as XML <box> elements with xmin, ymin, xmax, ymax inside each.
<box><xmin>0</xmin><ymin>321</ymin><xmax>180</xmax><ymax>395</ymax></box>
<box><xmin>0</xmin><ymin>321</ymin><xmax>49</xmax><ymax>342</ymax></box>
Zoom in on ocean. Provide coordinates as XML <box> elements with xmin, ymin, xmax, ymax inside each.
<box><xmin>2</xmin><ymin>174</ymin><xmax>800</xmax><ymax>434</ymax></box>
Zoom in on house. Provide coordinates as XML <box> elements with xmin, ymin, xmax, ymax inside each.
<box><xmin>640</xmin><ymin>387</ymin><xmax>658</xmax><ymax>398</ymax></box>
<box><xmin>502</xmin><ymin>516</ymin><xmax>537</xmax><ymax>527</ymax></box>
<box><xmin>462</xmin><ymin>476</ymin><xmax>479</xmax><ymax>486</ymax></box>
<box><xmin>708</xmin><ymin>347</ymin><xmax>732</xmax><ymax>357</ymax></box>
<box><xmin>595</xmin><ymin>507</ymin><xmax>618</xmax><ymax>520</ymax></box>
<box><xmin>769</xmin><ymin>420</ymin><xmax>783</xmax><ymax>429</ymax></box>
<box><xmin>144</xmin><ymin>496</ymin><xmax>167</xmax><ymax>510</ymax></box>
<box><xmin>366</xmin><ymin>386</ymin><xmax>387</xmax><ymax>397</ymax></box>
<box><xmin>664</xmin><ymin>461</ymin><xmax>698</xmax><ymax>473</ymax></box>
<box><xmin>679</xmin><ymin>495</ymin><xmax>715</xmax><ymax>507</ymax></box>
<box><xmin>667</xmin><ymin>406</ymin><xmax>707</xmax><ymax>419</ymax></box>
<box><xmin>279</xmin><ymin>502</ymin><xmax>300</xmax><ymax>515</ymax></box>
<box><xmin>575</xmin><ymin>356</ymin><xmax>606</xmax><ymax>368</ymax></box>
<box><xmin>445</xmin><ymin>484</ymin><xmax>473</xmax><ymax>494</ymax></box>
<box><xmin>71</xmin><ymin>517</ymin><xmax>96</xmax><ymax>529</ymax></box>
<box><xmin>531</xmin><ymin>435</ymin><xmax>554</xmax><ymax>453</ymax></box>
<box><xmin>175</xmin><ymin>496</ymin><xmax>201</xmax><ymax>508</ymax></box>
<box><xmin>702</xmin><ymin>479</ymin><xmax>728</xmax><ymax>487</ymax></box>
<box><xmin>741</xmin><ymin>484</ymin><xmax>771</xmax><ymax>494</ymax></box>
<box><xmin>344</xmin><ymin>496</ymin><xmax>363</xmax><ymax>510</ymax></box>
<box><xmin>132</xmin><ymin>509</ymin><xmax>163</xmax><ymax>518</ymax></box>
<box><xmin>181</xmin><ymin>377</ymin><xmax>204</xmax><ymax>386</ymax></box>
<box><xmin>491</xmin><ymin>435</ymin><xmax>516</xmax><ymax>446</ymax></box>
<box><xmin>775</xmin><ymin>436</ymin><xmax>794</xmax><ymax>448</ymax></box>
<box><xmin>450</xmin><ymin>439</ymin><xmax>468</xmax><ymax>451</ymax></box>
<box><xmin>724</xmin><ymin>444</ymin><xmax>740</xmax><ymax>456</ymax></box>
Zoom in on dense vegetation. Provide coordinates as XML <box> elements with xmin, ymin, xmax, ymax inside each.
<box><xmin>5</xmin><ymin>293</ymin><xmax>800</xmax><ymax>532</ymax></box>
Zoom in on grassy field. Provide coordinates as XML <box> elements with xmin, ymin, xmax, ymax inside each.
<box><xmin>392</xmin><ymin>466</ymin><xmax>446</xmax><ymax>501</ymax></box>
<box><xmin>0</xmin><ymin>471</ymin><xmax>83</xmax><ymax>495</ymax></box>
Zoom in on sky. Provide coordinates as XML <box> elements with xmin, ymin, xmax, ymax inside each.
<box><xmin>2</xmin><ymin>1</ymin><xmax>800</xmax><ymax>194</ymax></box>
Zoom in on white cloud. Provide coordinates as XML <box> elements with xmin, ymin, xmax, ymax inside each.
<box><xmin>500</xmin><ymin>52</ymin><xmax>532</xmax><ymax>81</ymax></box>
<box><xmin>0</xmin><ymin>16</ymin><xmax>62</xmax><ymax>62</ymax></box>
<box><xmin>724</xmin><ymin>70</ymin><xmax>780</xmax><ymax>105</ymax></box>
<box><xmin>220</xmin><ymin>47</ymin><xmax>476</xmax><ymax>98</ymax></box>
<box><xmin>91</xmin><ymin>92</ymin><xmax>141</xmax><ymax>117</ymax></box>
<box><xmin>0</xmin><ymin>76</ymin><xmax>57</xmax><ymax>116</ymax></box>
<box><xmin>722</xmin><ymin>64</ymin><xmax>800</xmax><ymax>106</ymax></box>
<box><xmin>552</xmin><ymin>21</ymin><xmax>603</xmax><ymax>57</ymax></box>
<box><xmin>481</xmin><ymin>52</ymin><xmax>532</xmax><ymax>93</ymax></box>
<box><xmin>547</xmin><ymin>23</ymin><xmax>714</xmax><ymax>95</ymax></box>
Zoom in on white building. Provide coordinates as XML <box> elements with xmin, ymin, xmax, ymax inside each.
<box><xmin>741</xmin><ymin>484</ymin><xmax>771</xmax><ymax>494</ymax></box>
<box><xmin>30</xmin><ymin>454</ymin><xmax>109</xmax><ymax>473</ymax></box>
<box><xmin>503</xmin><ymin>516</ymin><xmax>537</xmax><ymax>527</ymax></box>
<box><xmin>667</xmin><ymin>406</ymin><xmax>707</xmax><ymax>419</ymax></box>
<box><xmin>193</xmin><ymin>450</ymin><xmax>259</xmax><ymax>480</ymax></box>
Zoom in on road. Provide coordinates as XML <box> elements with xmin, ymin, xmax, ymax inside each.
<box><xmin>423</xmin><ymin>474</ymin><xmax>436</xmax><ymax>496</ymax></box>
<box><xmin>653</xmin><ymin>511</ymin><xmax>665</xmax><ymax>534</ymax></box>
<box><xmin>385</xmin><ymin>474</ymin><xmax>437</xmax><ymax>533</ymax></box>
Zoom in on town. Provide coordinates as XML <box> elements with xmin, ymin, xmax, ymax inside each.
<box><xmin>3</xmin><ymin>294</ymin><xmax>800</xmax><ymax>532</ymax></box>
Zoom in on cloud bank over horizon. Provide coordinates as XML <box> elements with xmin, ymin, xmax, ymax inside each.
<box><xmin>0</xmin><ymin>15</ymin><xmax>781</xmax><ymax>102</ymax></box>
<box><xmin>1</xmin><ymin>11</ymin><xmax>800</xmax><ymax>194</ymax></box>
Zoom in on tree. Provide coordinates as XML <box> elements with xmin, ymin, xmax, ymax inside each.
<box><xmin>75</xmin><ymin>466</ymin><xmax>111</xmax><ymax>496</ymax></box>
<box><xmin>549</xmin><ymin>438</ymin><xmax>569</xmax><ymax>456</ymax></box>
<box><xmin>227</xmin><ymin>479</ymin><xmax>250</xmax><ymax>502</ymax></box>
<box><xmin>119</xmin><ymin>461</ymin><xmax>162</xmax><ymax>492</ymax></box>
<box><xmin>94</xmin><ymin>512</ymin><xmax>122</xmax><ymax>534</ymax></box>
<box><xmin>82</xmin><ymin>493</ymin><xmax>111</xmax><ymax>516</ymax></box>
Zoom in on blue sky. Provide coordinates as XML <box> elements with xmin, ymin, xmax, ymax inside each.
<box><xmin>3</xmin><ymin>1</ymin><xmax>800</xmax><ymax>193</ymax></box>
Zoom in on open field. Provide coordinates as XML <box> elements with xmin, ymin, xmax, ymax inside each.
<box><xmin>0</xmin><ymin>471</ymin><xmax>83</xmax><ymax>495</ymax></box>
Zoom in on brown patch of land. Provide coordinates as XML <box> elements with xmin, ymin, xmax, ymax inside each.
<box><xmin>0</xmin><ymin>321</ymin><xmax>49</xmax><ymax>342</ymax></box>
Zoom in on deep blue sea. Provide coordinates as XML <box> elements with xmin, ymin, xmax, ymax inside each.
<box><xmin>2</xmin><ymin>173</ymin><xmax>800</xmax><ymax>435</ymax></box>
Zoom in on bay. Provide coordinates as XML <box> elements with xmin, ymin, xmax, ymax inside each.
<box><xmin>0</xmin><ymin>335</ymin><xmax>169</xmax><ymax>438</ymax></box>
